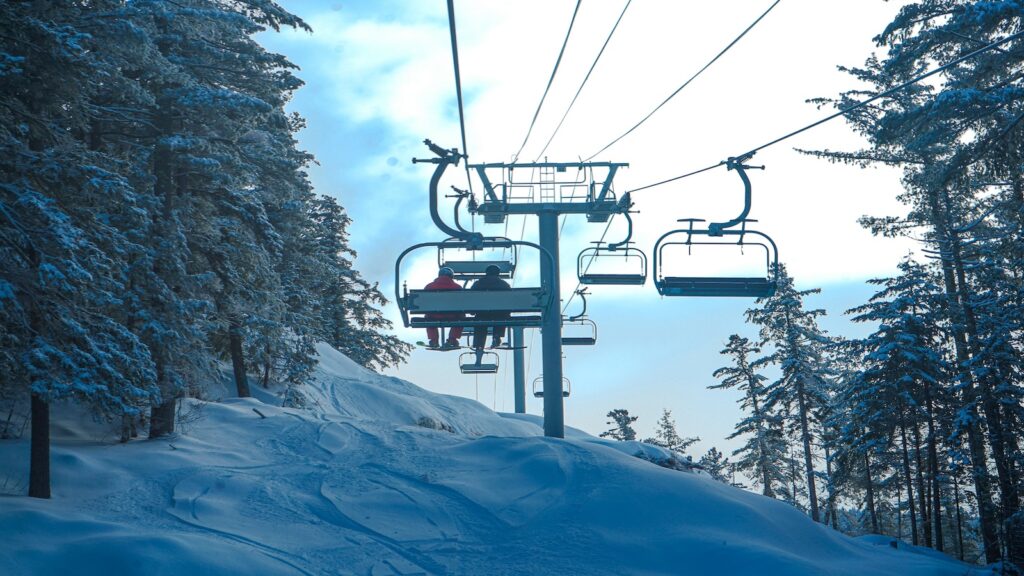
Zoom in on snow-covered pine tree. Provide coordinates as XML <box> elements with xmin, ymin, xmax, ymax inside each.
<box><xmin>806</xmin><ymin>2</ymin><xmax>1024</xmax><ymax>563</ymax></box>
<box><xmin>698</xmin><ymin>447</ymin><xmax>731</xmax><ymax>483</ymax></box>
<box><xmin>0</xmin><ymin>1</ymin><xmax>161</xmax><ymax>496</ymax></box>
<box><xmin>600</xmin><ymin>409</ymin><xmax>638</xmax><ymax>441</ymax></box>
<box><xmin>306</xmin><ymin>195</ymin><xmax>411</xmax><ymax>372</ymax></box>
<box><xmin>710</xmin><ymin>334</ymin><xmax>787</xmax><ymax>498</ymax></box>
<box><xmin>840</xmin><ymin>258</ymin><xmax>949</xmax><ymax>547</ymax></box>
<box><xmin>746</xmin><ymin>265</ymin><xmax>830</xmax><ymax>522</ymax></box>
<box><xmin>643</xmin><ymin>408</ymin><xmax>699</xmax><ymax>456</ymax></box>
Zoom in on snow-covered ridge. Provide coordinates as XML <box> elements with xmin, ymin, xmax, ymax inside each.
<box><xmin>0</xmin><ymin>344</ymin><xmax>987</xmax><ymax>575</ymax></box>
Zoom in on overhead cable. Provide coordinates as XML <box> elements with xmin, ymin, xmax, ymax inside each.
<box><xmin>586</xmin><ymin>0</ymin><xmax>781</xmax><ymax>161</ymax></box>
<box><xmin>626</xmin><ymin>29</ymin><xmax>1024</xmax><ymax>194</ymax></box>
<box><xmin>535</xmin><ymin>0</ymin><xmax>632</xmax><ymax>161</ymax></box>
<box><xmin>512</xmin><ymin>1</ymin><xmax>583</xmax><ymax>163</ymax></box>
<box><xmin>446</xmin><ymin>0</ymin><xmax>475</xmax><ymax>195</ymax></box>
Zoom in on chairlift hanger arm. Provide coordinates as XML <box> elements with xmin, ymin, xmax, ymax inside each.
<box><xmin>413</xmin><ymin>139</ymin><xmax>483</xmax><ymax>245</ymax></box>
<box><xmin>566</xmin><ymin>288</ymin><xmax>589</xmax><ymax>322</ymax></box>
<box><xmin>707</xmin><ymin>157</ymin><xmax>764</xmax><ymax>236</ymax></box>
<box><xmin>449</xmin><ymin>186</ymin><xmax>476</xmax><ymax>236</ymax></box>
<box><xmin>607</xmin><ymin>209</ymin><xmax>634</xmax><ymax>250</ymax></box>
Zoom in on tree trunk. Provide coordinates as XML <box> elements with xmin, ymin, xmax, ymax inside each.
<box><xmin>899</xmin><ymin>418</ymin><xmax>919</xmax><ymax>546</ymax></box>
<box><xmin>865</xmin><ymin>450</ymin><xmax>879</xmax><ymax>534</ymax></box>
<box><xmin>229</xmin><ymin>320</ymin><xmax>250</xmax><ymax>398</ymax></box>
<box><xmin>28</xmin><ymin>393</ymin><xmax>50</xmax><ymax>499</ymax></box>
<box><xmin>261</xmin><ymin>343</ymin><xmax>272</xmax><ymax>388</ymax></box>
<box><xmin>953</xmin><ymin>476</ymin><xmax>965</xmax><ymax>561</ymax></box>
<box><xmin>928</xmin><ymin>189</ymin><xmax>1003</xmax><ymax>563</ymax></box>
<box><xmin>750</xmin><ymin>390</ymin><xmax>774</xmax><ymax>498</ymax></box>
<box><xmin>925</xmin><ymin>388</ymin><xmax>944</xmax><ymax>552</ymax></box>
<box><xmin>790</xmin><ymin>451</ymin><xmax>799</xmax><ymax>508</ymax></box>
<box><xmin>911</xmin><ymin>423</ymin><xmax>931</xmax><ymax>547</ymax></box>
<box><xmin>824</xmin><ymin>442</ymin><xmax>838</xmax><ymax>530</ymax></box>
<box><xmin>148</xmin><ymin>98</ymin><xmax>178</xmax><ymax>439</ymax></box>
<box><xmin>934</xmin><ymin>261</ymin><xmax>1000</xmax><ymax>560</ymax></box>
<box><xmin>148</xmin><ymin>356</ymin><xmax>175</xmax><ymax>438</ymax></box>
<box><xmin>896</xmin><ymin>481</ymin><xmax>902</xmax><ymax>540</ymax></box>
<box><xmin>795</xmin><ymin>377</ymin><xmax>819</xmax><ymax>522</ymax></box>
<box><xmin>954</xmin><ymin>239</ymin><xmax>1021</xmax><ymax>549</ymax></box>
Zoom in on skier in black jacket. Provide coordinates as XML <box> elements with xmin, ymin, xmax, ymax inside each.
<box><xmin>470</xmin><ymin>265</ymin><xmax>511</xmax><ymax>355</ymax></box>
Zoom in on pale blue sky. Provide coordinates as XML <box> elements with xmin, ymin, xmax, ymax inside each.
<box><xmin>259</xmin><ymin>1</ymin><xmax>918</xmax><ymax>456</ymax></box>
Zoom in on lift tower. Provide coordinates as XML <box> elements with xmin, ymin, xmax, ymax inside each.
<box><xmin>469</xmin><ymin>160</ymin><xmax>630</xmax><ymax>438</ymax></box>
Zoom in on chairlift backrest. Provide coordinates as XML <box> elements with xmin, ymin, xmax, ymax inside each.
<box><xmin>439</xmin><ymin>237</ymin><xmax>517</xmax><ymax>281</ymax></box>
<box><xmin>532</xmin><ymin>376</ymin><xmax>571</xmax><ymax>398</ymax></box>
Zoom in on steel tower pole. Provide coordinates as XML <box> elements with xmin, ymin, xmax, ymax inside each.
<box><xmin>512</xmin><ymin>327</ymin><xmax>526</xmax><ymax>414</ymax></box>
<box><xmin>538</xmin><ymin>212</ymin><xmax>564</xmax><ymax>437</ymax></box>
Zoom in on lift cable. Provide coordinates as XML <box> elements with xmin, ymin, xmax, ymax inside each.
<box><xmin>446</xmin><ymin>0</ymin><xmax>475</xmax><ymax>196</ymax></box>
<box><xmin>512</xmin><ymin>1</ymin><xmax>583</xmax><ymax>163</ymax></box>
<box><xmin>585</xmin><ymin>0</ymin><xmax>781</xmax><ymax>162</ymax></box>
<box><xmin>625</xmin><ymin>29</ymin><xmax>1024</xmax><ymax>195</ymax></box>
<box><xmin>535</xmin><ymin>0</ymin><xmax>633</xmax><ymax>161</ymax></box>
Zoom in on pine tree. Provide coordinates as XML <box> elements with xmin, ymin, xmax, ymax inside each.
<box><xmin>711</xmin><ymin>334</ymin><xmax>787</xmax><ymax>498</ymax></box>
<box><xmin>698</xmin><ymin>447</ymin><xmax>731</xmax><ymax>483</ymax></box>
<box><xmin>1</xmin><ymin>1</ymin><xmax>161</xmax><ymax>496</ymax></box>
<box><xmin>841</xmin><ymin>258</ymin><xmax>951</xmax><ymax>547</ymax></box>
<box><xmin>808</xmin><ymin>2</ymin><xmax>1024</xmax><ymax>563</ymax></box>
<box><xmin>600</xmin><ymin>409</ymin><xmax>638</xmax><ymax>441</ymax></box>
<box><xmin>307</xmin><ymin>195</ymin><xmax>410</xmax><ymax>372</ymax></box>
<box><xmin>643</xmin><ymin>408</ymin><xmax>699</xmax><ymax>456</ymax></box>
<box><xmin>747</xmin><ymin>265</ymin><xmax>830</xmax><ymax>522</ymax></box>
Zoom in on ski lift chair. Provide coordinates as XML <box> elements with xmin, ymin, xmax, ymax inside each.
<box><xmin>561</xmin><ymin>319</ymin><xmax>597</xmax><ymax>346</ymax></box>
<box><xmin>652</xmin><ymin>157</ymin><xmax>778</xmax><ymax>298</ymax></box>
<box><xmin>459</xmin><ymin>351</ymin><xmax>499</xmax><ymax>374</ymax></box>
<box><xmin>396</xmin><ymin>239</ymin><xmax>555</xmax><ymax>330</ymax></box>
<box><xmin>561</xmin><ymin>288</ymin><xmax>597</xmax><ymax>346</ymax></box>
<box><xmin>653</xmin><ymin>219</ymin><xmax>778</xmax><ymax>298</ymax></box>
<box><xmin>577</xmin><ymin>212</ymin><xmax>647</xmax><ymax>286</ymax></box>
<box><xmin>532</xmin><ymin>376</ymin><xmax>571</xmax><ymax>398</ymax></box>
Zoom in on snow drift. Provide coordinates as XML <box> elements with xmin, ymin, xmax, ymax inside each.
<box><xmin>0</xmin><ymin>343</ymin><xmax>989</xmax><ymax>575</ymax></box>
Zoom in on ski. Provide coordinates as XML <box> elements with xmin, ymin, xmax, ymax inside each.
<box><xmin>416</xmin><ymin>341</ymin><xmax>461</xmax><ymax>351</ymax></box>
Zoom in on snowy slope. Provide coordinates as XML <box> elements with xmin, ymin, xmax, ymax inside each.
<box><xmin>0</xmin><ymin>344</ymin><xmax>990</xmax><ymax>576</ymax></box>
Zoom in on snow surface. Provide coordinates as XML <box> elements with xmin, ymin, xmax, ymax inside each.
<box><xmin>0</xmin><ymin>343</ymin><xmax>991</xmax><ymax>575</ymax></box>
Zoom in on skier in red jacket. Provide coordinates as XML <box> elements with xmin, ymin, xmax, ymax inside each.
<box><xmin>424</xmin><ymin>266</ymin><xmax>464</xmax><ymax>349</ymax></box>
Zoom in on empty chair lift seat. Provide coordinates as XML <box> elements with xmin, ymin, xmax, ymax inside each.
<box><xmin>656</xmin><ymin>276</ymin><xmax>775</xmax><ymax>298</ymax></box>
<box><xmin>404</xmin><ymin>287</ymin><xmax>546</xmax><ymax>328</ymax></box>
<box><xmin>532</xmin><ymin>376</ymin><xmax>571</xmax><ymax>398</ymax></box>
<box><xmin>577</xmin><ymin>246</ymin><xmax>647</xmax><ymax>286</ymax></box>
<box><xmin>459</xmin><ymin>351</ymin><xmax>499</xmax><ymax>374</ymax></box>
<box><xmin>560</xmin><ymin>318</ymin><xmax>597</xmax><ymax>346</ymax></box>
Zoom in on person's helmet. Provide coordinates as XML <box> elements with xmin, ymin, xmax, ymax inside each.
<box><xmin>485</xmin><ymin>264</ymin><xmax>501</xmax><ymax>276</ymax></box>
<box><xmin>439</xmin><ymin>266</ymin><xmax>455</xmax><ymax>277</ymax></box>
